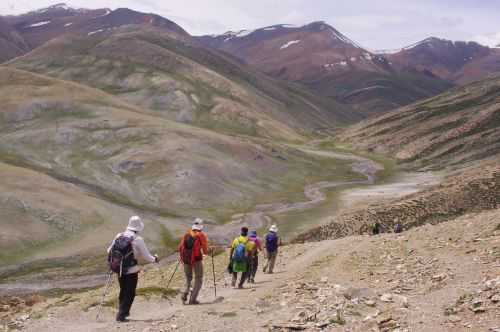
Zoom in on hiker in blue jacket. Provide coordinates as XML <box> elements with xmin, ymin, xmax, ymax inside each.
<box><xmin>263</xmin><ymin>225</ymin><xmax>279</xmax><ymax>274</ymax></box>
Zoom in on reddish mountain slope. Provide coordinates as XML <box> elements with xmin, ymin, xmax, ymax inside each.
<box><xmin>198</xmin><ymin>22</ymin><xmax>453</xmax><ymax>115</ymax></box>
<box><xmin>0</xmin><ymin>3</ymin><xmax>188</xmax><ymax>62</ymax></box>
<box><xmin>384</xmin><ymin>37</ymin><xmax>500</xmax><ymax>85</ymax></box>
<box><xmin>199</xmin><ymin>22</ymin><xmax>390</xmax><ymax>81</ymax></box>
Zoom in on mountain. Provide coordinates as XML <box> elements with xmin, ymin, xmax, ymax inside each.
<box><xmin>198</xmin><ymin>21</ymin><xmax>453</xmax><ymax>116</ymax></box>
<box><xmin>199</xmin><ymin>22</ymin><xmax>387</xmax><ymax>81</ymax></box>
<box><xmin>8</xmin><ymin>24</ymin><xmax>358</xmax><ymax>137</ymax></box>
<box><xmin>339</xmin><ymin>73</ymin><xmax>500</xmax><ymax>170</ymax></box>
<box><xmin>0</xmin><ymin>17</ymin><xmax>29</xmax><ymax>62</ymax></box>
<box><xmin>0</xmin><ymin>3</ymin><xmax>189</xmax><ymax>62</ymax></box>
<box><xmin>383</xmin><ymin>37</ymin><xmax>500</xmax><ymax>85</ymax></box>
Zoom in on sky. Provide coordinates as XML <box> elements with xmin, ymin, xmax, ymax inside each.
<box><xmin>2</xmin><ymin>0</ymin><xmax>500</xmax><ymax>49</ymax></box>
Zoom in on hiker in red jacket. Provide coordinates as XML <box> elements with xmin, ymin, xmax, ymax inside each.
<box><xmin>178</xmin><ymin>218</ymin><xmax>208</xmax><ymax>304</ymax></box>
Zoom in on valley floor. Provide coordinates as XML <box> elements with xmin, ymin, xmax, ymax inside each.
<box><xmin>3</xmin><ymin>208</ymin><xmax>499</xmax><ymax>331</ymax></box>
<box><xmin>0</xmin><ymin>146</ymin><xmax>439</xmax><ymax>296</ymax></box>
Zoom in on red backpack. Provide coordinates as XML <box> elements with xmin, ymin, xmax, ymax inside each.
<box><xmin>180</xmin><ymin>233</ymin><xmax>201</xmax><ymax>265</ymax></box>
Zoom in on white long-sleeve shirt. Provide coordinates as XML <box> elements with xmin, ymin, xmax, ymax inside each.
<box><xmin>107</xmin><ymin>230</ymin><xmax>156</xmax><ymax>274</ymax></box>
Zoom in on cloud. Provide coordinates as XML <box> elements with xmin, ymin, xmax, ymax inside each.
<box><xmin>473</xmin><ymin>32</ymin><xmax>500</xmax><ymax>47</ymax></box>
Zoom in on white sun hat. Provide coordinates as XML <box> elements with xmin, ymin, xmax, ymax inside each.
<box><xmin>192</xmin><ymin>217</ymin><xmax>204</xmax><ymax>231</ymax></box>
<box><xmin>127</xmin><ymin>215</ymin><xmax>144</xmax><ymax>232</ymax></box>
<box><xmin>269</xmin><ymin>224</ymin><xmax>278</xmax><ymax>233</ymax></box>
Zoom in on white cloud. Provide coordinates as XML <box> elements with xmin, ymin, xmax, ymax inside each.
<box><xmin>473</xmin><ymin>32</ymin><xmax>500</xmax><ymax>47</ymax></box>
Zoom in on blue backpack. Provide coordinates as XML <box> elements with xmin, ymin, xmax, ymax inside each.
<box><xmin>232</xmin><ymin>239</ymin><xmax>247</xmax><ymax>262</ymax></box>
<box><xmin>265</xmin><ymin>232</ymin><xmax>278</xmax><ymax>252</ymax></box>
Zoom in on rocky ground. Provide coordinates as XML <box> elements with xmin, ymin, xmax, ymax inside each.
<box><xmin>2</xmin><ymin>208</ymin><xmax>498</xmax><ymax>331</ymax></box>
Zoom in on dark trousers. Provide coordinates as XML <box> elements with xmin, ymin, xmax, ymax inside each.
<box><xmin>232</xmin><ymin>271</ymin><xmax>248</xmax><ymax>288</ymax></box>
<box><xmin>117</xmin><ymin>273</ymin><xmax>138</xmax><ymax>320</ymax></box>
<box><xmin>249</xmin><ymin>255</ymin><xmax>258</xmax><ymax>281</ymax></box>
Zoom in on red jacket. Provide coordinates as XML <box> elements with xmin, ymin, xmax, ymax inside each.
<box><xmin>178</xmin><ymin>230</ymin><xmax>208</xmax><ymax>260</ymax></box>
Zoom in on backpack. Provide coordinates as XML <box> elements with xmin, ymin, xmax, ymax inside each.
<box><xmin>180</xmin><ymin>233</ymin><xmax>201</xmax><ymax>265</ymax></box>
<box><xmin>108</xmin><ymin>235</ymin><xmax>136</xmax><ymax>276</ymax></box>
<box><xmin>265</xmin><ymin>232</ymin><xmax>278</xmax><ymax>252</ymax></box>
<box><xmin>232</xmin><ymin>238</ymin><xmax>247</xmax><ymax>262</ymax></box>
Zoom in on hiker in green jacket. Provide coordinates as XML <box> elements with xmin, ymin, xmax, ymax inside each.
<box><xmin>229</xmin><ymin>227</ymin><xmax>255</xmax><ymax>288</ymax></box>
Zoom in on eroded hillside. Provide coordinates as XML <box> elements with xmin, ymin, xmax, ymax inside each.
<box><xmin>8</xmin><ymin>26</ymin><xmax>358</xmax><ymax>139</ymax></box>
<box><xmin>0</xmin><ymin>67</ymin><xmax>359</xmax><ymax>267</ymax></box>
<box><xmin>340</xmin><ymin>74</ymin><xmax>500</xmax><ymax>170</ymax></box>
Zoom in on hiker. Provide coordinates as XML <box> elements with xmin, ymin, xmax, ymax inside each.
<box><xmin>263</xmin><ymin>225</ymin><xmax>279</xmax><ymax>274</ymax></box>
<box><xmin>372</xmin><ymin>222</ymin><xmax>381</xmax><ymax>235</ymax></box>
<box><xmin>229</xmin><ymin>227</ymin><xmax>254</xmax><ymax>288</ymax></box>
<box><xmin>107</xmin><ymin>216</ymin><xmax>159</xmax><ymax>322</ymax></box>
<box><xmin>248</xmin><ymin>230</ymin><xmax>262</xmax><ymax>283</ymax></box>
<box><xmin>394</xmin><ymin>222</ymin><xmax>403</xmax><ymax>234</ymax></box>
<box><xmin>178</xmin><ymin>218</ymin><xmax>208</xmax><ymax>305</ymax></box>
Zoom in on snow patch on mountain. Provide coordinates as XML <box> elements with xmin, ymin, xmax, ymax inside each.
<box><xmin>374</xmin><ymin>48</ymin><xmax>402</xmax><ymax>55</ymax></box>
<box><xmin>222</xmin><ymin>29</ymin><xmax>255</xmax><ymax>41</ymax></box>
<box><xmin>280</xmin><ymin>40</ymin><xmax>301</xmax><ymax>50</ymax></box>
<box><xmin>88</xmin><ymin>29</ymin><xmax>105</xmax><ymax>36</ymax></box>
<box><xmin>94</xmin><ymin>9</ymin><xmax>112</xmax><ymax>18</ymax></box>
<box><xmin>35</xmin><ymin>3</ymin><xmax>72</xmax><ymax>13</ymax></box>
<box><xmin>327</xmin><ymin>27</ymin><xmax>362</xmax><ymax>48</ymax></box>
<box><xmin>324</xmin><ymin>61</ymin><xmax>348</xmax><ymax>69</ymax></box>
<box><xmin>52</xmin><ymin>3</ymin><xmax>71</xmax><ymax>10</ymax></box>
<box><xmin>25</xmin><ymin>21</ymin><xmax>51</xmax><ymax>28</ymax></box>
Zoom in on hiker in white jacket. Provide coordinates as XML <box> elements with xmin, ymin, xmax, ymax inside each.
<box><xmin>107</xmin><ymin>216</ymin><xmax>158</xmax><ymax>322</ymax></box>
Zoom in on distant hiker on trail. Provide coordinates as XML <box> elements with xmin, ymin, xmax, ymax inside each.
<box><xmin>107</xmin><ymin>216</ymin><xmax>159</xmax><ymax>322</ymax></box>
<box><xmin>178</xmin><ymin>218</ymin><xmax>208</xmax><ymax>305</ymax></box>
<box><xmin>394</xmin><ymin>222</ymin><xmax>403</xmax><ymax>234</ymax></box>
<box><xmin>229</xmin><ymin>227</ymin><xmax>254</xmax><ymax>288</ymax></box>
<box><xmin>248</xmin><ymin>230</ymin><xmax>262</xmax><ymax>283</ymax></box>
<box><xmin>371</xmin><ymin>222</ymin><xmax>381</xmax><ymax>235</ymax></box>
<box><xmin>263</xmin><ymin>225</ymin><xmax>279</xmax><ymax>274</ymax></box>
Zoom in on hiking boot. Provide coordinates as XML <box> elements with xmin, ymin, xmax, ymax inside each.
<box><xmin>188</xmin><ymin>300</ymin><xmax>200</xmax><ymax>305</ymax></box>
<box><xmin>116</xmin><ymin>315</ymin><xmax>129</xmax><ymax>323</ymax></box>
<box><xmin>181</xmin><ymin>293</ymin><xmax>188</xmax><ymax>303</ymax></box>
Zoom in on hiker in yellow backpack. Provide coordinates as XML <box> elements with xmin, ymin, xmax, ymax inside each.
<box><xmin>229</xmin><ymin>227</ymin><xmax>255</xmax><ymax>289</ymax></box>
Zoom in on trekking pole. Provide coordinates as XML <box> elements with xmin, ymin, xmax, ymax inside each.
<box><xmin>166</xmin><ymin>258</ymin><xmax>180</xmax><ymax>290</ymax></box>
<box><xmin>211</xmin><ymin>249</ymin><xmax>217</xmax><ymax>298</ymax></box>
<box><xmin>96</xmin><ymin>270</ymin><xmax>113</xmax><ymax>321</ymax></box>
